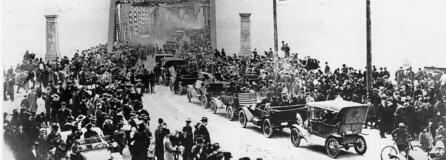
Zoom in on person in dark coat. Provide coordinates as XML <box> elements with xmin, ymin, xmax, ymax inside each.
<box><xmin>155</xmin><ymin>119</ymin><xmax>166</xmax><ymax>160</ymax></box>
<box><xmin>66</xmin><ymin>125</ymin><xmax>82</xmax><ymax>149</ymax></box>
<box><xmin>378</xmin><ymin>99</ymin><xmax>392</xmax><ymax>138</ymax></box>
<box><xmin>3</xmin><ymin>79</ymin><xmax>7</xmax><ymax>101</ymax></box>
<box><xmin>112</xmin><ymin>122</ymin><xmax>126</xmax><ymax>154</ymax></box>
<box><xmin>21</xmin><ymin>95</ymin><xmax>31</xmax><ymax>110</ymax></box>
<box><xmin>56</xmin><ymin>102</ymin><xmax>72</xmax><ymax>128</ymax></box>
<box><xmin>182</xmin><ymin>118</ymin><xmax>194</xmax><ymax>160</ymax></box>
<box><xmin>8</xmin><ymin>77</ymin><xmax>15</xmax><ymax>101</ymax></box>
<box><xmin>131</xmin><ymin>123</ymin><xmax>151</xmax><ymax>160</ymax></box>
<box><xmin>84</xmin><ymin>123</ymin><xmax>99</xmax><ymax>138</ymax></box>
<box><xmin>194</xmin><ymin>117</ymin><xmax>211</xmax><ymax>144</ymax></box>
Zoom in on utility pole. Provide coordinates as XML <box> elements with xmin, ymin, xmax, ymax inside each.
<box><xmin>273</xmin><ymin>0</ymin><xmax>278</xmax><ymax>56</ymax></box>
<box><xmin>366</xmin><ymin>0</ymin><xmax>372</xmax><ymax>99</ymax></box>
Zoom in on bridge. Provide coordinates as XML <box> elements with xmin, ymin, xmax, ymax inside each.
<box><xmin>106</xmin><ymin>0</ymin><xmax>217</xmax><ymax>52</ymax></box>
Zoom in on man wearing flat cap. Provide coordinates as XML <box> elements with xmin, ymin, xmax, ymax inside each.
<box><xmin>194</xmin><ymin>117</ymin><xmax>211</xmax><ymax>144</ymax></box>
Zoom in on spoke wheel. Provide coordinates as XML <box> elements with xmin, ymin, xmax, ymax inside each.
<box><xmin>354</xmin><ymin>136</ymin><xmax>367</xmax><ymax>155</ymax></box>
<box><xmin>290</xmin><ymin>128</ymin><xmax>301</xmax><ymax>147</ymax></box>
<box><xmin>227</xmin><ymin>107</ymin><xmax>235</xmax><ymax>121</ymax></box>
<box><xmin>239</xmin><ymin>111</ymin><xmax>247</xmax><ymax>128</ymax></box>
<box><xmin>380</xmin><ymin>146</ymin><xmax>399</xmax><ymax>160</ymax></box>
<box><xmin>325</xmin><ymin>137</ymin><xmax>340</xmax><ymax>158</ymax></box>
<box><xmin>262</xmin><ymin>119</ymin><xmax>274</xmax><ymax>138</ymax></box>
<box><xmin>200</xmin><ymin>96</ymin><xmax>207</xmax><ymax>108</ymax></box>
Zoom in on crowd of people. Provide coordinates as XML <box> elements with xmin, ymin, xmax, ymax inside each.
<box><xmin>176</xmin><ymin>42</ymin><xmax>446</xmax><ymax>152</ymax></box>
<box><xmin>3</xmin><ymin>36</ymin><xmax>446</xmax><ymax>159</ymax></box>
<box><xmin>3</xmin><ymin>44</ymin><xmax>233</xmax><ymax>160</ymax></box>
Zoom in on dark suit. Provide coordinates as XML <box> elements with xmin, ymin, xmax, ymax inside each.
<box><xmin>194</xmin><ymin>124</ymin><xmax>210</xmax><ymax>144</ymax></box>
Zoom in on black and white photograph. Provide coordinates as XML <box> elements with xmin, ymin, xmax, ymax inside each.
<box><xmin>1</xmin><ymin>0</ymin><xmax>446</xmax><ymax>159</ymax></box>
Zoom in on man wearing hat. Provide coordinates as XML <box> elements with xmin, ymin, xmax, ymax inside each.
<box><xmin>391</xmin><ymin>123</ymin><xmax>412</xmax><ymax>155</ymax></box>
<box><xmin>47</xmin><ymin>125</ymin><xmax>62</xmax><ymax>150</ymax></box>
<box><xmin>84</xmin><ymin>123</ymin><xmax>99</xmax><ymax>138</ymax></box>
<box><xmin>112</xmin><ymin>121</ymin><xmax>126</xmax><ymax>154</ymax></box>
<box><xmin>194</xmin><ymin>117</ymin><xmax>211</xmax><ymax>144</ymax></box>
<box><xmin>66</xmin><ymin>125</ymin><xmax>82</xmax><ymax>149</ymax></box>
<box><xmin>56</xmin><ymin>102</ymin><xmax>72</xmax><ymax>128</ymax></box>
<box><xmin>21</xmin><ymin>94</ymin><xmax>30</xmax><ymax>109</ymax></box>
<box><xmin>155</xmin><ymin>118</ymin><xmax>165</xmax><ymax>160</ymax></box>
<box><xmin>182</xmin><ymin>118</ymin><xmax>194</xmax><ymax>160</ymax></box>
<box><xmin>50</xmin><ymin>93</ymin><xmax>61</xmax><ymax>120</ymax></box>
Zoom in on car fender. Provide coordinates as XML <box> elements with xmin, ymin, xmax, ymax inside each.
<box><xmin>211</xmin><ymin>97</ymin><xmax>224</xmax><ymax>109</ymax></box>
<box><xmin>291</xmin><ymin>124</ymin><xmax>311</xmax><ymax>143</ymax></box>
<box><xmin>331</xmin><ymin>134</ymin><xmax>343</xmax><ymax>138</ymax></box>
<box><xmin>187</xmin><ymin>85</ymin><xmax>197</xmax><ymax>95</ymax></box>
<box><xmin>241</xmin><ymin>107</ymin><xmax>254</xmax><ymax>122</ymax></box>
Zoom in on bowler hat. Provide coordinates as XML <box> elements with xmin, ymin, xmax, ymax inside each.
<box><xmin>201</xmin><ymin>117</ymin><xmax>208</xmax><ymax>122</ymax></box>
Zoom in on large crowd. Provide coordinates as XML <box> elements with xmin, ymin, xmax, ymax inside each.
<box><xmin>3</xmin><ymin>44</ymin><xmax>231</xmax><ymax>160</ymax></box>
<box><xmin>175</xmin><ymin>42</ymin><xmax>446</xmax><ymax>152</ymax></box>
<box><xmin>3</xmin><ymin>37</ymin><xmax>446</xmax><ymax>160</ymax></box>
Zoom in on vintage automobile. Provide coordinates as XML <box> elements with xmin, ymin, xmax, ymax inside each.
<box><xmin>170</xmin><ymin>71</ymin><xmax>211</xmax><ymax>95</ymax></box>
<box><xmin>210</xmin><ymin>92</ymin><xmax>258</xmax><ymax>121</ymax></box>
<box><xmin>154</xmin><ymin>53</ymin><xmax>174</xmax><ymax>65</ymax></box>
<box><xmin>289</xmin><ymin>99</ymin><xmax>369</xmax><ymax>158</ymax></box>
<box><xmin>238</xmin><ymin>103</ymin><xmax>307</xmax><ymax>137</ymax></box>
<box><xmin>162</xmin><ymin>41</ymin><xmax>179</xmax><ymax>55</ymax></box>
<box><xmin>71</xmin><ymin>136</ymin><xmax>111</xmax><ymax>160</ymax></box>
<box><xmin>162</xmin><ymin>57</ymin><xmax>187</xmax><ymax>69</ymax></box>
<box><xmin>187</xmin><ymin>81</ymin><xmax>229</xmax><ymax>108</ymax></box>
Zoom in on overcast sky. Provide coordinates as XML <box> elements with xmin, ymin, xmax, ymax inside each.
<box><xmin>2</xmin><ymin>0</ymin><xmax>446</xmax><ymax>73</ymax></box>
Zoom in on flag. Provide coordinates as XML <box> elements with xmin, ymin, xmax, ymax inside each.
<box><xmin>238</xmin><ymin>93</ymin><xmax>257</xmax><ymax>106</ymax></box>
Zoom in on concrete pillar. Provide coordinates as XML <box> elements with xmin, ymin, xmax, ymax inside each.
<box><xmin>210</xmin><ymin>0</ymin><xmax>217</xmax><ymax>50</ymax></box>
<box><xmin>107</xmin><ymin>0</ymin><xmax>117</xmax><ymax>52</ymax></box>
<box><xmin>45</xmin><ymin>15</ymin><xmax>60</xmax><ymax>62</ymax></box>
<box><xmin>239</xmin><ymin>13</ymin><xmax>251</xmax><ymax>57</ymax></box>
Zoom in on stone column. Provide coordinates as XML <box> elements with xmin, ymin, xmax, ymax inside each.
<box><xmin>210</xmin><ymin>0</ymin><xmax>217</xmax><ymax>50</ymax></box>
<box><xmin>239</xmin><ymin>13</ymin><xmax>251</xmax><ymax>57</ymax></box>
<box><xmin>45</xmin><ymin>15</ymin><xmax>60</xmax><ymax>62</ymax></box>
<box><xmin>107</xmin><ymin>0</ymin><xmax>117</xmax><ymax>52</ymax></box>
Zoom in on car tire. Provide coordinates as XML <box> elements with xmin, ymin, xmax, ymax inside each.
<box><xmin>227</xmin><ymin>107</ymin><xmax>236</xmax><ymax>121</ymax></box>
<box><xmin>325</xmin><ymin>137</ymin><xmax>340</xmax><ymax>158</ymax></box>
<box><xmin>354</xmin><ymin>136</ymin><xmax>367</xmax><ymax>155</ymax></box>
<box><xmin>200</xmin><ymin>96</ymin><xmax>207</xmax><ymax>108</ymax></box>
<box><xmin>290</xmin><ymin>128</ymin><xmax>301</xmax><ymax>147</ymax></box>
<box><xmin>187</xmin><ymin>92</ymin><xmax>191</xmax><ymax>103</ymax></box>
<box><xmin>239</xmin><ymin>111</ymin><xmax>247</xmax><ymax>128</ymax></box>
<box><xmin>262</xmin><ymin>119</ymin><xmax>274</xmax><ymax>138</ymax></box>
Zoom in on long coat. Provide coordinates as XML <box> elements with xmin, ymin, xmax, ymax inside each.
<box><xmin>132</xmin><ymin>131</ymin><xmax>150</xmax><ymax>160</ymax></box>
<box><xmin>28</xmin><ymin>91</ymin><xmax>38</xmax><ymax>112</ymax></box>
<box><xmin>163</xmin><ymin>136</ymin><xmax>176</xmax><ymax>160</ymax></box>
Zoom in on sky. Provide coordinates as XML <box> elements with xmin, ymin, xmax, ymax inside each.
<box><xmin>2</xmin><ymin>0</ymin><xmax>446</xmax><ymax>73</ymax></box>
